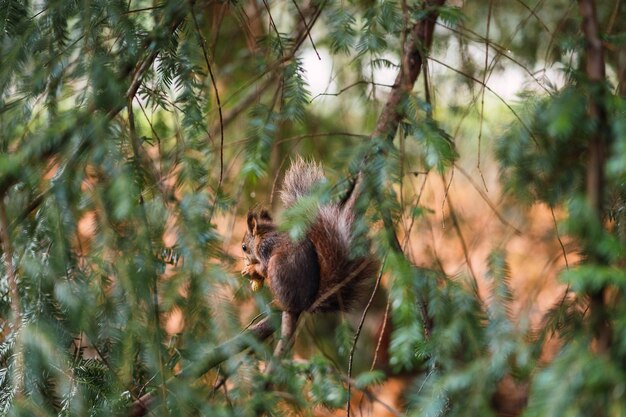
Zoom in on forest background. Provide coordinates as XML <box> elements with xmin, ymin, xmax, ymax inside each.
<box><xmin>2</xmin><ymin>0</ymin><xmax>626</xmax><ymax>416</ymax></box>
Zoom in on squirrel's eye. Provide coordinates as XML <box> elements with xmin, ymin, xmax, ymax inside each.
<box><xmin>242</xmin><ymin>243</ymin><xmax>247</xmax><ymax>252</ymax></box>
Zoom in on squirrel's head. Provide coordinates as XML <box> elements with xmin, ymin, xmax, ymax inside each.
<box><xmin>242</xmin><ymin>208</ymin><xmax>275</xmax><ymax>257</ymax></box>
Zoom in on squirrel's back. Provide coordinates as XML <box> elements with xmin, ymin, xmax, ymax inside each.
<box><xmin>280</xmin><ymin>159</ymin><xmax>379</xmax><ymax>312</ymax></box>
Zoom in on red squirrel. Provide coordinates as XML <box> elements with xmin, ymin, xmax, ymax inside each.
<box><xmin>241</xmin><ymin>158</ymin><xmax>379</xmax><ymax>314</ymax></box>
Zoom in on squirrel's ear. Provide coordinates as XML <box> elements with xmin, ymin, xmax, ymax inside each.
<box><xmin>246</xmin><ymin>212</ymin><xmax>257</xmax><ymax>234</ymax></box>
<box><xmin>259</xmin><ymin>209</ymin><xmax>272</xmax><ymax>222</ymax></box>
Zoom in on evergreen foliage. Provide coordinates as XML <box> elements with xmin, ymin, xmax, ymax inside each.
<box><xmin>1</xmin><ymin>0</ymin><xmax>626</xmax><ymax>416</ymax></box>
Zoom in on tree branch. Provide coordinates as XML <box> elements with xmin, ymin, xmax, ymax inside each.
<box><xmin>578</xmin><ymin>0</ymin><xmax>612</xmax><ymax>353</ymax></box>
<box><xmin>206</xmin><ymin>0</ymin><xmax>323</xmax><ymax>137</ymax></box>
<box><xmin>372</xmin><ymin>0</ymin><xmax>445</xmax><ymax>141</ymax></box>
<box><xmin>0</xmin><ymin>7</ymin><xmax>188</xmax><ymax>197</ymax></box>
<box><xmin>347</xmin><ymin>263</ymin><xmax>384</xmax><ymax>417</ymax></box>
<box><xmin>360</xmin><ymin>0</ymin><xmax>445</xmax><ymax>338</ymax></box>
<box><xmin>129</xmin><ymin>314</ymin><xmax>279</xmax><ymax>417</ymax></box>
<box><xmin>0</xmin><ymin>196</ymin><xmax>22</xmax><ymax>395</ymax></box>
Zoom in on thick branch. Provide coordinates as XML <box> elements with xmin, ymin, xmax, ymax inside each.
<box><xmin>361</xmin><ymin>0</ymin><xmax>445</xmax><ymax>337</ymax></box>
<box><xmin>372</xmin><ymin>0</ymin><xmax>445</xmax><ymax>141</ymax></box>
<box><xmin>270</xmin><ymin>311</ymin><xmax>299</xmax><ymax>360</ymax></box>
<box><xmin>578</xmin><ymin>0</ymin><xmax>611</xmax><ymax>352</ymax></box>
<box><xmin>579</xmin><ymin>0</ymin><xmax>607</xmax><ymax>218</ymax></box>
<box><xmin>351</xmin><ymin>0</ymin><xmax>445</xmax><ymax>212</ymax></box>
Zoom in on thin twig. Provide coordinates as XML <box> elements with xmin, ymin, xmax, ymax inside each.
<box><xmin>215</xmin><ymin>74</ymin><xmax>276</xmax><ymax>132</ymax></box>
<box><xmin>309</xmin><ymin>81</ymin><xmax>395</xmax><ymax>102</ymax></box>
<box><xmin>292</xmin><ymin>2</ymin><xmax>326</xmax><ymax>53</ymax></box>
<box><xmin>439</xmin><ymin>22</ymin><xmax>551</xmax><ymax>94</ymax></box>
<box><xmin>477</xmin><ymin>0</ymin><xmax>493</xmax><ymax>192</ymax></box>
<box><xmin>370</xmin><ymin>294</ymin><xmax>391</xmax><ymax>372</ymax></box>
<box><xmin>191</xmin><ymin>8</ymin><xmax>225</xmax><ymax>221</ymax></box>
<box><xmin>291</xmin><ymin>0</ymin><xmax>320</xmax><ymax>60</ymax></box>
<box><xmin>346</xmin><ymin>261</ymin><xmax>385</xmax><ymax>417</ymax></box>
<box><xmin>429</xmin><ymin>56</ymin><xmax>537</xmax><ymax>144</ymax></box>
<box><xmin>401</xmin><ymin>172</ymin><xmax>430</xmax><ymax>259</ymax></box>
<box><xmin>440</xmin><ymin>167</ymin><xmax>454</xmax><ymax>230</ymax></box>
<box><xmin>550</xmin><ymin>207</ymin><xmax>569</xmax><ymax>270</ymax></box>
<box><xmin>481</xmin><ymin>0</ymin><xmax>547</xmax><ymax>90</ymax></box>
<box><xmin>277</xmin><ymin>131</ymin><xmax>369</xmax><ymax>144</ymax></box>
<box><xmin>124</xmin><ymin>6</ymin><xmax>164</xmax><ymax>14</ymax></box>
<box><xmin>454</xmin><ymin>163</ymin><xmax>522</xmax><ymax>235</ymax></box>
<box><xmin>262</xmin><ymin>0</ymin><xmax>282</xmax><ymax>52</ymax></box>
<box><xmin>331</xmin><ymin>368</ymin><xmax>404</xmax><ymax>417</ymax></box>
<box><xmin>543</xmin><ymin>1</ymin><xmax>574</xmax><ymax>68</ymax></box>
<box><xmin>440</xmin><ymin>174</ymin><xmax>480</xmax><ymax>294</ymax></box>
<box><xmin>0</xmin><ymin>208</ymin><xmax>18</xmax><ymax>290</ymax></box>
<box><xmin>513</xmin><ymin>0</ymin><xmax>552</xmax><ymax>35</ymax></box>
<box><xmin>551</xmin><ymin>207</ymin><xmax>571</xmax><ymax>312</ymax></box>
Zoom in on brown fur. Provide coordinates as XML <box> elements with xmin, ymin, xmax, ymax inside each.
<box><xmin>242</xmin><ymin>160</ymin><xmax>379</xmax><ymax>314</ymax></box>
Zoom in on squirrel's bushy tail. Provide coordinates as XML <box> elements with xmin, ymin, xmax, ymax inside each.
<box><xmin>308</xmin><ymin>205</ymin><xmax>380</xmax><ymax>312</ymax></box>
<box><xmin>280</xmin><ymin>157</ymin><xmax>325</xmax><ymax>208</ymax></box>
<box><xmin>281</xmin><ymin>159</ymin><xmax>379</xmax><ymax>313</ymax></box>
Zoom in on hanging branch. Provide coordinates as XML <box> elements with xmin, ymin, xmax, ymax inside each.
<box><xmin>129</xmin><ymin>314</ymin><xmax>279</xmax><ymax>417</ymax></box>
<box><xmin>0</xmin><ymin>199</ymin><xmax>20</xmax><ymax>329</ymax></box>
<box><xmin>204</xmin><ymin>1</ymin><xmax>323</xmax><ymax>138</ymax></box>
<box><xmin>191</xmin><ymin>7</ymin><xmax>226</xmax><ymax>223</ymax></box>
<box><xmin>346</xmin><ymin>263</ymin><xmax>385</xmax><ymax>417</ymax></box>
<box><xmin>0</xmin><ymin>197</ymin><xmax>22</xmax><ymax>396</ymax></box>
<box><xmin>1</xmin><ymin>5</ymin><xmax>188</xmax><ymax>206</ymax></box>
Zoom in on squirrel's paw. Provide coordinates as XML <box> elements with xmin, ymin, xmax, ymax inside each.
<box><xmin>241</xmin><ymin>263</ymin><xmax>256</xmax><ymax>276</ymax></box>
<box><xmin>242</xmin><ymin>263</ymin><xmax>264</xmax><ymax>291</ymax></box>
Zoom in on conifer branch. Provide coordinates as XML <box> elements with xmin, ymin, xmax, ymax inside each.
<box><xmin>129</xmin><ymin>314</ymin><xmax>279</xmax><ymax>417</ymax></box>
<box><xmin>371</xmin><ymin>0</ymin><xmax>446</xmax><ymax>142</ymax></box>
<box><xmin>0</xmin><ymin>198</ymin><xmax>20</xmax><ymax>324</ymax></box>
<box><xmin>206</xmin><ymin>0</ymin><xmax>323</xmax><ymax>137</ymax></box>
<box><xmin>0</xmin><ymin>196</ymin><xmax>22</xmax><ymax>395</ymax></box>
<box><xmin>113</xmin><ymin>8</ymin><xmax>189</xmax><ymax>120</ymax></box>
<box><xmin>1</xmin><ymin>6</ymin><xmax>188</xmax><ymax>201</ymax></box>
<box><xmin>350</xmin><ymin>0</ymin><xmax>446</xmax><ymax>212</ymax></box>
<box><xmin>356</xmin><ymin>0</ymin><xmax>445</xmax><ymax>338</ymax></box>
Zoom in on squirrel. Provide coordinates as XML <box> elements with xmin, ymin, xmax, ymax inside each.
<box><xmin>241</xmin><ymin>158</ymin><xmax>380</xmax><ymax>315</ymax></box>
